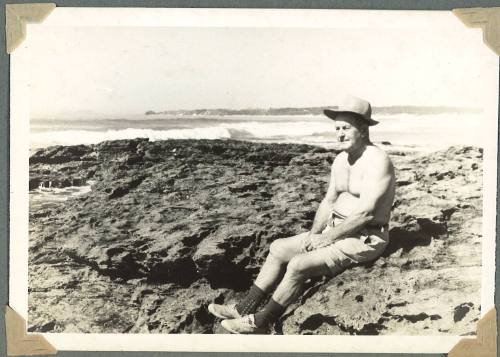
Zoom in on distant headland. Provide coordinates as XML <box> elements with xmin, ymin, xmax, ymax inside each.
<box><xmin>145</xmin><ymin>106</ymin><xmax>482</xmax><ymax>116</ymax></box>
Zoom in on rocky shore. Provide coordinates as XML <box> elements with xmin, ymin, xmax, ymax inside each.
<box><xmin>28</xmin><ymin>139</ymin><xmax>482</xmax><ymax>335</ymax></box>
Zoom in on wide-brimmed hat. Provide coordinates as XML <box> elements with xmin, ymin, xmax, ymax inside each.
<box><xmin>323</xmin><ymin>95</ymin><xmax>379</xmax><ymax>126</ymax></box>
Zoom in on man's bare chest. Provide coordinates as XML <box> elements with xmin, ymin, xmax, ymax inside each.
<box><xmin>334</xmin><ymin>161</ymin><xmax>364</xmax><ymax>196</ymax></box>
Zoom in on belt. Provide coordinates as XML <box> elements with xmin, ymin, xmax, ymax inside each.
<box><xmin>331</xmin><ymin>210</ymin><xmax>388</xmax><ymax>232</ymax></box>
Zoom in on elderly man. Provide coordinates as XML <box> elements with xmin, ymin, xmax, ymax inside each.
<box><xmin>208</xmin><ymin>96</ymin><xmax>396</xmax><ymax>334</ymax></box>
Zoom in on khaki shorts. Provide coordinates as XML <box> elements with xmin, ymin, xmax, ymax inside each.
<box><xmin>312</xmin><ymin>218</ymin><xmax>389</xmax><ymax>274</ymax></box>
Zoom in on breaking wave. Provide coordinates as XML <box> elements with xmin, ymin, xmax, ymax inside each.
<box><xmin>30</xmin><ymin>121</ymin><xmax>333</xmax><ymax>148</ymax></box>
<box><xmin>29</xmin><ymin>112</ymin><xmax>484</xmax><ymax>150</ymax></box>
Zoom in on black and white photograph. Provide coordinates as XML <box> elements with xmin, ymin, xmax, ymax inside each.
<box><xmin>9</xmin><ymin>7</ymin><xmax>498</xmax><ymax>353</ymax></box>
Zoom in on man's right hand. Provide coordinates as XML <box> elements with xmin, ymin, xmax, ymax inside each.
<box><xmin>301</xmin><ymin>233</ymin><xmax>314</xmax><ymax>252</ymax></box>
<box><xmin>302</xmin><ymin>232</ymin><xmax>333</xmax><ymax>252</ymax></box>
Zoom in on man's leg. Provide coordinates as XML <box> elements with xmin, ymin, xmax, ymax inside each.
<box><xmin>252</xmin><ymin>249</ymin><xmax>331</xmax><ymax>327</ymax></box>
<box><xmin>208</xmin><ymin>232</ymin><xmax>307</xmax><ymax>319</ymax></box>
<box><xmin>250</xmin><ymin>233</ymin><xmax>389</xmax><ymax>330</ymax></box>
<box><xmin>221</xmin><ymin>249</ymin><xmax>331</xmax><ymax>333</ymax></box>
<box><xmin>222</xmin><ymin>232</ymin><xmax>390</xmax><ymax>333</ymax></box>
<box><xmin>253</xmin><ymin>232</ymin><xmax>308</xmax><ymax>292</ymax></box>
<box><xmin>271</xmin><ymin>249</ymin><xmax>331</xmax><ymax>306</ymax></box>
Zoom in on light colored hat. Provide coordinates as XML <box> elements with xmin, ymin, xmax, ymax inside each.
<box><xmin>323</xmin><ymin>95</ymin><xmax>379</xmax><ymax>126</ymax></box>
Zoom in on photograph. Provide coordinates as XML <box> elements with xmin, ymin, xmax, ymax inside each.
<box><xmin>8</xmin><ymin>7</ymin><xmax>498</xmax><ymax>353</ymax></box>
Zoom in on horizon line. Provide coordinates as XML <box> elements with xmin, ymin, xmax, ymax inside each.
<box><xmin>31</xmin><ymin>105</ymin><xmax>483</xmax><ymax>120</ymax></box>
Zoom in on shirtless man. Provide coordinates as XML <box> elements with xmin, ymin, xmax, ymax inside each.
<box><xmin>208</xmin><ymin>96</ymin><xmax>396</xmax><ymax>334</ymax></box>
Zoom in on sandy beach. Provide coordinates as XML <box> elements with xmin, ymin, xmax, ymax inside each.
<box><xmin>27</xmin><ymin>138</ymin><xmax>482</xmax><ymax>335</ymax></box>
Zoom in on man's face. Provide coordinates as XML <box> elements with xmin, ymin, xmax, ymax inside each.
<box><xmin>334</xmin><ymin>114</ymin><xmax>366</xmax><ymax>153</ymax></box>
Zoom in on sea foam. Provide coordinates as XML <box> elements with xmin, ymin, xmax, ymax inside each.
<box><xmin>30</xmin><ymin>121</ymin><xmax>333</xmax><ymax>148</ymax></box>
<box><xmin>29</xmin><ymin>112</ymin><xmax>484</xmax><ymax>149</ymax></box>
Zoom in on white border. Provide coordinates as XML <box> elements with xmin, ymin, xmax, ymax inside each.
<box><xmin>9</xmin><ymin>7</ymin><xmax>498</xmax><ymax>353</ymax></box>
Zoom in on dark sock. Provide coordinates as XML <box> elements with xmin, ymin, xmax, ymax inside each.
<box><xmin>235</xmin><ymin>284</ymin><xmax>267</xmax><ymax>315</ymax></box>
<box><xmin>253</xmin><ymin>298</ymin><xmax>285</xmax><ymax>328</ymax></box>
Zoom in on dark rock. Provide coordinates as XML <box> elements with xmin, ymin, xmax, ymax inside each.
<box><xmin>453</xmin><ymin>302</ymin><xmax>473</xmax><ymax>322</ymax></box>
<box><xmin>28</xmin><ymin>141</ymin><xmax>482</xmax><ymax>335</ymax></box>
<box><xmin>107</xmin><ymin>176</ymin><xmax>146</xmax><ymax>199</ymax></box>
<box><xmin>30</xmin><ymin>145</ymin><xmax>92</xmax><ymax>164</ymax></box>
<box><xmin>108</xmin><ymin>187</ymin><xmax>129</xmax><ymax>199</ymax></box>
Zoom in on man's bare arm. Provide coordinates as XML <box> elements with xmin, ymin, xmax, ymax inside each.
<box><xmin>310</xmin><ymin>163</ymin><xmax>339</xmax><ymax>234</ymax></box>
<box><xmin>301</xmin><ymin>163</ymin><xmax>339</xmax><ymax>252</ymax></box>
<box><xmin>316</xmin><ymin>153</ymin><xmax>393</xmax><ymax>247</ymax></box>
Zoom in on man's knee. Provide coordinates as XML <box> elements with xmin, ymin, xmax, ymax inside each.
<box><xmin>285</xmin><ymin>256</ymin><xmax>309</xmax><ymax>280</ymax></box>
<box><xmin>269</xmin><ymin>238</ymin><xmax>288</xmax><ymax>262</ymax></box>
<box><xmin>269</xmin><ymin>233</ymin><xmax>305</xmax><ymax>262</ymax></box>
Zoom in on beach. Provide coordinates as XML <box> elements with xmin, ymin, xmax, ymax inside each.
<box><xmin>28</xmin><ymin>137</ymin><xmax>482</xmax><ymax>335</ymax></box>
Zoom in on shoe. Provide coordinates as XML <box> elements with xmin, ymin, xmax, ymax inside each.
<box><xmin>208</xmin><ymin>303</ymin><xmax>241</xmax><ymax>319</ymax></box>
<box><xmin>221</xmin><ymin>314</ymin><xmax>270</xmax><ymax>334</ymax></box>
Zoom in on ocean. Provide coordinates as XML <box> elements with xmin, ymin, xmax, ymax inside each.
<box><xmin>30</xmin><ymin>111</ymin><xmax>484</xmax><ymax>152</ymax></box>
<box><xmin>29</xmin><ymin>110</ymin><xmax>484</xmax><ymax>219</ymax></box>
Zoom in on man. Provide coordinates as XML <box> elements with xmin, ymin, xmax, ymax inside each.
<box><xmin>208</xmin><ymin>95</ymin><xmax>396</xmax><ymax>334</ymax></box>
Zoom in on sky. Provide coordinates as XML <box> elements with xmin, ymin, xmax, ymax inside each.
<box><xmin>27</xmin><ymin>18</ymin><xmax>496</xmax><ymax>118</ymax></box>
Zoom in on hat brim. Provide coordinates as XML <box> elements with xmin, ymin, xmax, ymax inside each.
<box><xmin>323</xmin><ymin>109</ymin><xmax>379</xmax><ymax>126</ymax></box>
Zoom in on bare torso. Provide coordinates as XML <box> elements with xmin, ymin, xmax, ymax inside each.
<box><xmin>331</xmin><ymin>145</ymin><xmax>395</xmax><ymax>225</ymax></box>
